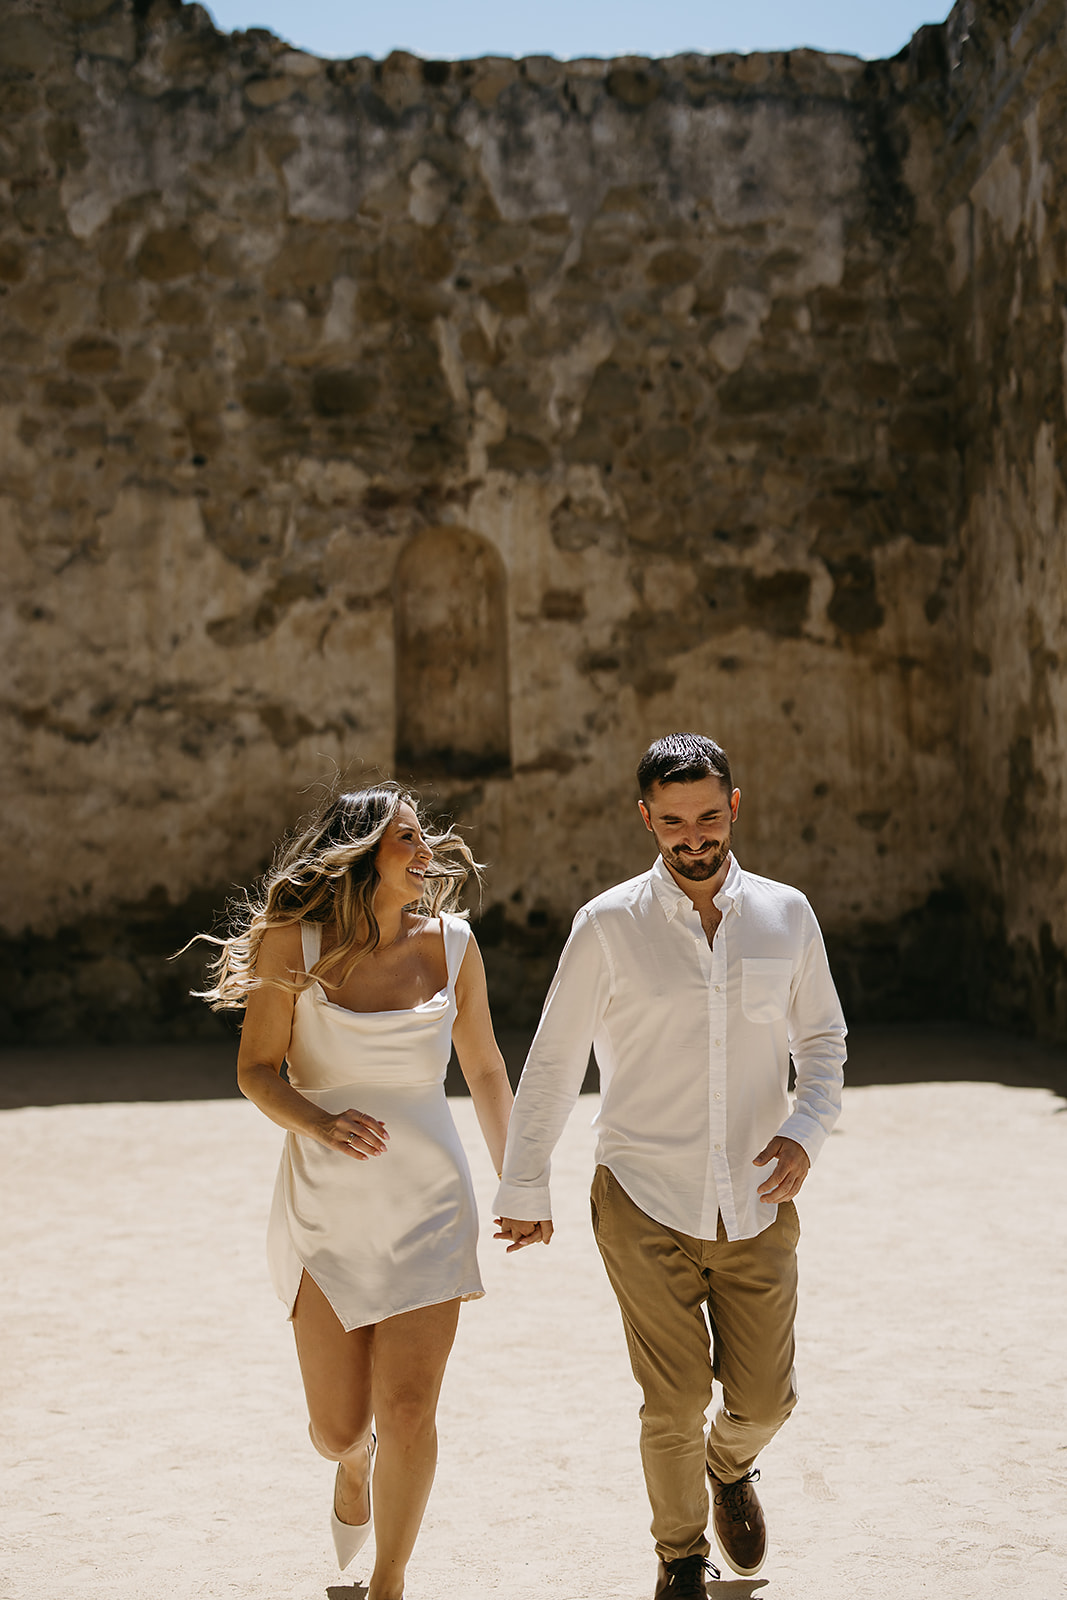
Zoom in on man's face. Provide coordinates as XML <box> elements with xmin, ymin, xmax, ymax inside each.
<box><xmin>639</xmin><ymin>777</ymin><xmax>741</xmax><ymax>883</ymax></box>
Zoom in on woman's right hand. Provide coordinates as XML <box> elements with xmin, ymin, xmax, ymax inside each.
<box><xmin>316</xmin><ymin>1109</ymin><xmax>390</xmax><ymax>1160</ymax></box>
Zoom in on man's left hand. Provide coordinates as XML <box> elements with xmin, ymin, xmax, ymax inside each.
<box><xmin>753</xmin><ymin>1136</ymin><xmax>810</xmax><ymax>1202</ymax></box>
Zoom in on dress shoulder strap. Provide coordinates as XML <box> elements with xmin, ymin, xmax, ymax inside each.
<box><xmin>440</xmin><ymin>913</ymin><xmax>472</xmax><ymax>992</ymax></box>
<box><xmin>299</xmin><ymin>921</ymin><xmax>322</xmax><ymax>974</ymax></box>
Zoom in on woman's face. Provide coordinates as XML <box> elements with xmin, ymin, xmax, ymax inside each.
<box><xmin>373</xmin><ymin>802</ymin><xmax>433</xmax><ymax>906</ymax></box>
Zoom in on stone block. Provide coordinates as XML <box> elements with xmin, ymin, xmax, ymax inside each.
<box><xmin>605</xmin><ymin>66</ymin><xmax>662</xmax><ymax>107</ymax></box>
<box><xmin>64</xmin><ymin>421</ymin><xmax>107</xmax><ymax>450</ymax></box>
<box><xmin>310</xmin><ymin>368</ymin><xmax>379</xmax><ymax>417</ymax></box>
<box><xmin>156</xmin><ymin>288</ymin><xmax>203</xmax><ymax>325</ymax></box>
<box><xmin>808</xmin><ymin>287</ymin><xmax>868</xmax><ymax>330</ymax></box>
<box><xmin>165</xmin><ymin>327</ymin><xmax>212</xmax><ymax>361</ymax></box>
<box><xmin>460</xmin><ymin>327</ymin><xmax>494</xmax><ymax>365</ymax></box>
<box><xmin>482</xmin><ymin>278</ymin><xmax>529</xmax><ymax>317</ymax></box>
<box><xmin>578</xmin><ymin>232</ymin><xmax>634</xmax><ymax>271</ymax></box>
<box><xmin>45</xmin><ymin>117</ymin><xmax>86</xmax><ymax>168</ymax></box>
<box><xmin>135</xmin><ymin>228</ymin><xmax>202</xmax><ymax>282</ymax></box>
<box><xmin>0</xmin><ymin>242</ymin><xmax>27</xmax><ymax>283</ymax></box>
<box><xmin>908</xmin><ymin>366</ymin><xmax>953</xmax><ymax>399</ymax></box>
<box><xmin>467</xmin><ymin>59</ymin><xmax>517</xmax><ymax>108</ymax></box>
<box><xmin>561</xmin><ymin>419</ymin><xmax>614</xmax><ymax>467</ymax></box>
<box><xmin>541</xmin><ymin>589</ymin><xmax>586</xmax><ymax>620</ymax></box>
<box><xmin>889</xmin><ymin>406</ymin><xmax>951</xmax><ymax>454</ymax></box>
<box><xmin>102</xmin><ymin>376</ymin><xmax>146</xmax><ymax>410</ymax></box>
<box><xmin>65</xmin><ymin>335</ymin><xmax>120</xmax><ymax>375</ymax></box>
<box><xmin>408</xmin><ymin>429</ymin><xmax>462</xmax><ymax>474</ymax></box>
<box><xmin>358</xmin><ymin>285</ymin><xmax>396</xmax><ymax>323</ymax></box>
<box><xmin>646</xmin><ymin>248</ymin><xmax>701</xmax><ymax>287</ymax></box>
<box><xmin>581</xmin><ymin>364</ymin><xmax>634</xmax><ymax>419</ymax></box>
<box><xmin>474</xmin><ymin>223</ymin><xmax>529</xmax><ymax>266</ymax></box>
<box><xmin>42</xmin><ymin>377</ymin><xmax>95</xmax><ymax>408</ymax></box>
<box><xmin>0</xmin><ymin>17</ymin><xmax>59</xmax><ymax>74</ymax></box>
<box><xmin>245</xmin><ymin>76</ymin><xmax>296</xmax><ymax>108</ymax></box>
<box><xmin>856</xmin><ymin>361</ymin><xmax>900</xmax><ymax>399</ymax></box>
<box><xmin>414</xmin><ymin>227</ymin><xmax>454</xmax><ymax>284</ymax></box>
<box><xmin>0</xmin><ymin>327</ymin><xmax>43</xmax><ymax>365</ymax></box>
<box><xmin>14</xmin><ymin>184</ymin><xmax>67</xmax><ymax>235</ymax></box>
<box><xmin>628</xmin><ymin>425</ymin><xmax>690</xmax><ymax>467</ymax></box>
<box><xmin>718</xmin><ymin>369</ymin><xmax>820</xmax><ymax>414</ymax></box>
<box><xmin>80</xmin><ymin>13</ymin><xmax>136</xmax><ymax>62</ymax></box>
<box><xmin>240</xmin><ymin>377</ymin><xmax>293</xmax><ymax>418</ymax></box>
<box><xmin>488</xmin><ymin>433</ymin><xmax>552</xmax><ymax>472</ymax></box>
<box><xmin>0</xmin><ymin>82</ymin><xmax>39</xmax><ymax>117</ymax></box>
<box><xmin>98</xmin><ymin>280</ymin><xmax>142</xmax><ymax>332</ymax></box>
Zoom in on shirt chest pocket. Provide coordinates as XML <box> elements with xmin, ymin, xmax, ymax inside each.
<box><xmin>740</xmin><ymin>957</ymin><xmax>793</xmax><ymax>1023</ymax></box>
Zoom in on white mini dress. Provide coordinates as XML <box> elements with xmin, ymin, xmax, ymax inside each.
<box><xmin>266</xmin><ymin>914</ymin><xmax>484</xmax><ymax>1331</ymax></box>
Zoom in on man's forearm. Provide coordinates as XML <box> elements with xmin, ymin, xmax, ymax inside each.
<box><xmin>493</xmin><ymin>911</ymin><xmax>611</xmax><ymax>1220</ymax></box>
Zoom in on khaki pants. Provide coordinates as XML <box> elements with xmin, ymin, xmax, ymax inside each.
<box><xmin>591</xmin><ymin>1165</ymin><xmax>800</xmax><ymax>1562</ymax></box>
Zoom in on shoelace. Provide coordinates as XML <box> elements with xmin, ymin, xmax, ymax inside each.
<box><xmin>713</xmin><ymin>1466</ymin><xmax>761</xmax><ymax>1523</ymax></box>
<box><xmin>665</xmin><ymin>1554</ymin><xmax>722</xmax><ymax>1592</ymax></box>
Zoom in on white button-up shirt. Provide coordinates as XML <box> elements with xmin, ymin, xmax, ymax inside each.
<box><xmin>494</xmin><ymin>855</ymin><xmax>847</xmax><ymax>1242</ymax></box>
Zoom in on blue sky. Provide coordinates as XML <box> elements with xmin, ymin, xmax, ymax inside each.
<box><xmin>202</xmin><ymin>1</ymin><xmax>956</xmax><ymax>64</ymax></box>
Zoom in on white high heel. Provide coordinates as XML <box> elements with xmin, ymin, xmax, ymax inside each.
<box><xmin>330</xmin><ymin>1433</ymin><xmax>376</xmax><ymax>1570</ymax></box>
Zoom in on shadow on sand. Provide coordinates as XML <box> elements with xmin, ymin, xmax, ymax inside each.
<box><xmin>0</xmin><ymin>1022</ymin><xmax>1063</xmax><ymax>1111</ymax></box>
<box><xmin>323</xmin><ymin>1577</ymin><xmax>766</xmax><ymax>1599</ymax></box>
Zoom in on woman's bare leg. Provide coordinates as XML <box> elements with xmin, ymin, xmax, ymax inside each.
<box><xmin>291</xmin><ymin>1274</ymin><xmax>462</xmax><ymax>1591</ymax></box>
<box><xmin>368</xmin><ymin>1297</ymin><xmax>461</xmax><ymax>1600</ymax></box>
<box><xmin>292</xmin><ymin>1271</ymin><xmax>375</xmax><ymax>1523</ymax></box>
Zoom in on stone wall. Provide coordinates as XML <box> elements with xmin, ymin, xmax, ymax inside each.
<box><xmin>938</xmin><ymin>0</ymin><xmax>1067</xmax><ymax>1035</ymax></box>
<box><xmin>0</xmin><ymin>0</ymin><xmax>1062</xmax><ymax>1042</ymax></box>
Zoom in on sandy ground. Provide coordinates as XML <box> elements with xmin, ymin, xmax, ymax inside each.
<box><xmin>2</xmin><ymin>1030</ymin><xmax>1066</xmax><ymax>1600</ymax></box>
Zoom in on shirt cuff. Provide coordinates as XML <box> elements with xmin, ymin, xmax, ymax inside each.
<box><xmin>776</xmin><ymin>1111</ymin><xmax>832</xmax><ymax>1165</ymax></box>
<box><xmin>493</xmin><ymin>1180</ymin><xmax>552</xmax><ymax>1221</ymax></box>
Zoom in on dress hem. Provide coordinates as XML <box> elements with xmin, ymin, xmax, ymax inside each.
<box><xmin>281</xmin><ymin>1272</ymin><xmax>485</xmax><ymax>1332</ymax></box>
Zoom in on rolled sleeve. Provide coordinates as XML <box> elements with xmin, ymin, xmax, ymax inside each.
<box><xmin>778</xmin><ymin>908</ymin><xmax>846</xmax><ymax>1164</ymax></box>
<box><xmin>492</xmin><ymin>910</ymin><xmax>612</xmax><ymax>1221</ymax></box>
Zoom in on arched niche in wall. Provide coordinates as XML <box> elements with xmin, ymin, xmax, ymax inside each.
<box><xmin>394</xmin><ymin>526</ymin><xmax>511</xmax><ymax>778</ymax></box>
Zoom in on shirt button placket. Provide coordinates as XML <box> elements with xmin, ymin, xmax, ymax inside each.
<box><xmin>705</xmin><ymin>920</ymin><xmax>729</xmax><ymax>1237</ymax></box>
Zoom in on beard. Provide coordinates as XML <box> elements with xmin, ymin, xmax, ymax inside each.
<box><xmin>662</xmin><ymin>829</ymin><xmax>732</xmax><ymax>882</ymax></box>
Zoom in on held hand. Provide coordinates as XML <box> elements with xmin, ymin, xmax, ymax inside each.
<box><xmin>753</xmin><ymin>1135</ymin><xmax>810</xmax><ymax>1202</ymax></box>
<box><xmin>319</xmin><ymin>1108</ymin><xmax>389</xmax><ymax>1160</ymax></box>
<box><xmin>493</xmin><ymin>1216</ymin><xmax>554</xmax><ymax>1252</ymax></box>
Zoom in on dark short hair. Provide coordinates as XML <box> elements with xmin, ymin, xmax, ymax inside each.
<box><xmin>637</xmin><ymin>733</ymin><xmax>733</xmax><ymax>799</ymax></box>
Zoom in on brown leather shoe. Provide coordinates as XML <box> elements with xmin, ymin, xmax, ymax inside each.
<box><xmin>653</xmin><ymin>1554</ymin><xmax>720</xmax><ymax>1598</ymax></box>
<box><xmin>708</xmin><ymin>1466</ymin><xmax>767</xmax><ymax>1576</ymax></box>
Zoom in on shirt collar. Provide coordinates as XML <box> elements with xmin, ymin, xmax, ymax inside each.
<box><xmin>650</xmin><ymin>853</ymin><xmax>746</xmax><ymax>922</ymax></box>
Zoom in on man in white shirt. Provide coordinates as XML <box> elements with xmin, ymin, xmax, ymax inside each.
<box><xmin>494</xmin><ymin>733</ymin><xmax>846</xmax><ymax>1599</ymax></box>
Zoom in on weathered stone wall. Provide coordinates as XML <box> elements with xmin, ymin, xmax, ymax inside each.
<box><xmin>937</xmin><ymin>0</ymin><xmax>1067</xmax><ymax>1034</ymax></box>
<box><xmin>0</xmin><ymin>0</ymin><xmax>1061</xmax><ymax>1041</ymax></box>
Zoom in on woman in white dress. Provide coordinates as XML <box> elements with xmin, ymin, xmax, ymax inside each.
<box><xmin>197</xmin><ymin>784</ymin><xmax>515</xmax><ymax>1600</ymax></box>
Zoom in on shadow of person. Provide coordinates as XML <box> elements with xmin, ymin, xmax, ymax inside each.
<box><xmin>708</xmin><ymin>1579</ymin><xmax>769</xmax><ymax>1597</ymax></box>
<box><xmin>326</xmin><ymin>1583</ymin><xmax>368</xmax><ymax>1600</ymax></box>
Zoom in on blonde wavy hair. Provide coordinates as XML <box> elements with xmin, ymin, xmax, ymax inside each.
<box><xmin>193</xmin><ymin>783</ymin><xmax>480</xmax><ymax>1012</ymax></box>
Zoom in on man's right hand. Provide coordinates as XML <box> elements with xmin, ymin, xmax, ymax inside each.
<box><xmin>493</xmin><ymin>1216</ymin><xmax>554</xmax><ymax>1252</ymax></box>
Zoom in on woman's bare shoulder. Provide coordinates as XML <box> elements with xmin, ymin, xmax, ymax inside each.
<box><xmin>257</xmin><ymin>920</ymin><xmax>305</xmax><ymax>972</ymax></box>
